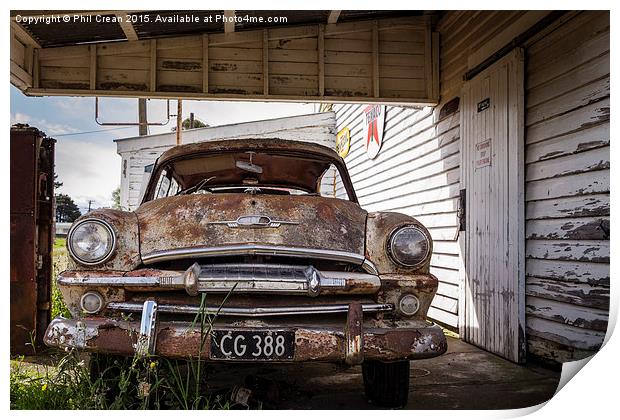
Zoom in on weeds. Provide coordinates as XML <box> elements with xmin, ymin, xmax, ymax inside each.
<box><xmin>11</xmin><ymin>283</ymin><xmax>243</xmax><ymax>410</ymax></box>
<box><xmin>51</xmin><ymin>239</ymin><xmax>70</xmax><ymax>319</ymax></box>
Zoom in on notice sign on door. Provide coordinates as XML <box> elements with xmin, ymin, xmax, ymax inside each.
<box><xmin>475</xmin><ymin>138</ymin><xmax>492</xmax><ymax>169</ymax></box>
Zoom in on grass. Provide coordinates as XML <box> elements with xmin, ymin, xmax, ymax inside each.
<box><xmin>11</xmin><ymin>257</ymin><xmax>243</xmax><ymax>410</ymax></box>
<box><xmin>51</xmin><ymin>239</ymin><xmax>71</xmax><ymax>319</ymax></box>
<box><xmin>53</xmin><ymin>237</ymin><xmax>66</xmax><ymax>251</ymax></box>
<box><xmin>10</xmin><ymin>351</ymin><xmax>234</xmax><ymax>409</ymax></box>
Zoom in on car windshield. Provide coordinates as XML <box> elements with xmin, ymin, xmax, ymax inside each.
<box><xmin>145</xmin><ymin>150</ymin><xmax>353</xmax><ymax>201</ymax></box>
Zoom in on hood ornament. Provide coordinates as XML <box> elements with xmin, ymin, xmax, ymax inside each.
<box><xmin>209</xmin><ymin>215</ymin><xmax>299</xmax><ymax>228</ymax></box>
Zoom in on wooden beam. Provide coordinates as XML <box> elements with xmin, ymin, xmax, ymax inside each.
<box><xmin>150</xmin><ymin>39</ymin><xmax>157</xmax><ymax>91</ymax></box>
<box><xmin>263</xmin><ymin>29</ymin><xmax>269</xmax><ymax>95</ymax></box>
<box><xmin>431</xmin><ymin>32</ymin><xmax>440</xmax><ymax>101</ymax></box>
<box><xmin>24</xmin><ymin>45</ymin><xmax>34</xmax><ymax>74</ymax></box>
<box><xmin>24</xmin><ymin>88</ymin><xmax>438</xmax><ymax>106</ymax></box>
<box><xmin>10</xmin><ymin>21</ymin><xmax>41</xmax><ymax>48</ymax></box>
<box><xmin>10</xmin><ymin>60</ymin><xmax>32</xmax><ymax>88</ymax></box>
<box><xmin>224</xmin><ymin>11</ymin><xmax>236</xmax><ymax>33</ymax></box>
<box><xmin>318</xmin><ymin>24</ymin><xmax>325</xmax><ymax>96</ymax></box>
<box><xmin>202</xmin><ymin>34</ymin><xmax>209</xmax><ymax>93</ymax></box>
<box><xmin>372</xmin><ymin>21</ymin><xmax>379</xmax><ymax>98</ymax></box>
<box><xmin>327</xmin><ymin>10</ymin><xmax>341</xmax><ymax>24</ymax></box>
<box><xmin>117</xmin><ymin>14</ymin><xmax>139</xmax><ymax>41</ymax></box>
<box><xmin>89</xmin><ymin>45</ymin><xmax>97</xmax><ymax>90</ymax></box>
<box><xmin>33</xmin><ymin>49</ymin><xmax>39</xmax><ymax>88</ymax></box>
<box><xmin>424</xmin><ymin>17</ymin><xmax>432</xmax><ymax>100</ymax></box>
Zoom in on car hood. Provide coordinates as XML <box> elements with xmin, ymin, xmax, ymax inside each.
<box><xmin>135</xmin><ymin>193</ymin><xmax>367</xmax><ymax>262</ymax></box>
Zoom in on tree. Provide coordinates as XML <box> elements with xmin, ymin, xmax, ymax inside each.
<box><xmin>111</xmin><ymin>187</ymin><xmax>121</xmax><ymax>210</ymax></box>
<box><xmin>53</xmin><ymin>173</ymin><xmax>63</xmax><ymax>189</ymax></box>
<box><xmin>55</xmin><ymin>194</ymin><xmax>81</xmax><ymax>222</ymax></box>
<box><xmin>171</xmin><ymin>117</ymin><xmax>209</xmax><ymax>131</ymax></box>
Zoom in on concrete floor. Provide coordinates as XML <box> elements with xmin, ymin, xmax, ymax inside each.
<box><xmin>206</xmin><ymin>336</ymin><xmax>562</xmax><ymax>409</ymax></box>
<box><xmin>15</xmin><ymin>336</ymin><xmax>561</xmax><ymax>409</ymax></box>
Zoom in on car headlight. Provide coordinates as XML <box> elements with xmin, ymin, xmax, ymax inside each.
<box><xmin>68</xmin><ymin>219</ymin><xmax>116</xmax><ymax>265</ymax></box>
<box><xmin>387</xmin><ymin>225</ymin><xmax>431</xmax><ymax>268</ymax></box>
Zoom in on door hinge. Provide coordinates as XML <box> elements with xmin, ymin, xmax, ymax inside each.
<box><xmin>458</xmin><ymin>189</ymin><xmax>466</xmax><ymax>231</ymax></box>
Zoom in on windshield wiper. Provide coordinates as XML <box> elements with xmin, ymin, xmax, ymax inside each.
<box><xmin>177</xmin><ymin>176</ymin><xmax>216</xmax><ymax>196</ymax></box>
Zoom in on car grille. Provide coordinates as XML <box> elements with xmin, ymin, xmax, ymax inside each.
<box><xmin>107</xmin><ymin>301</ymin><xmax>393</xmax><ymax>317</ymax></box>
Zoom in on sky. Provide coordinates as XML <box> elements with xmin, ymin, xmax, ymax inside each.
<box><xmin>10</xmin><ymin>85</ymin><xmax>315</xmax><ymax>213</ymax></box>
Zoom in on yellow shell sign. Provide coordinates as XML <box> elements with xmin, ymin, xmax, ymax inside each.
<box><xmin>336</xmin><ymin>127</ymin><xmax>351</xmax><ymax>158</ymax></box>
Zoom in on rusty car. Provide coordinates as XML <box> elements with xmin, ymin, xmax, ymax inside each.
<box><xmin>45</xmin><ymin>138</ymin><xmax>447</xmax><ymax>407</ymax></box>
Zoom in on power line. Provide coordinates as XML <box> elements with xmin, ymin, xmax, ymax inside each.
<box><xmin>49</xmin><ymin>126</ymin><xmax>140</xmax><ymax>137</ymax></box>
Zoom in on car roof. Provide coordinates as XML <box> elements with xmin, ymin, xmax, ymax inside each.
<box><xmin>157</xmin><ymin>138</ymin><xmax>343</xmax><ymax>165</ymax></box>
<box><xmin>144</xmin><ymin>137</ymin><xmax>359</xmax><ymax>203</ymax></box>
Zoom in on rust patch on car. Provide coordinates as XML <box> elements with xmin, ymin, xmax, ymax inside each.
<box><xmin>294</xmin><ymin>329</ymin><xmax>344</xmax><ymax>361</ymax></box>
<box><xmin>366</xmin><ymin>212</ymin><xmax>433</xmax><ymax>275</ymax></box>
<box><xmin>67</xmin><ymin>209</ymin><xmax>141</xmax><ymax>271</ymax></box>
<box><xmin>136</xmin><ymin>193</ymin><xmax>366</xmax><ymax>258</ymax></box>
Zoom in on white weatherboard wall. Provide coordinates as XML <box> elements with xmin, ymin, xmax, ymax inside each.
<box><xmin>522</xmin><ymin>11</ymin><xmax>609</xmax><ymax>362</ymax></box>
<box><xmin>334</xmin><ymin>11</ymin><xmax>610</xmax><ymax>359</ymax></box>
<box><xmin>115</xmin><ymin>112</ymin><xmax>337</xmax><ymax>210</ymax></box>
<box><xmin>333</xmin><ymin>104</ymin><xmax>461</xmax><ymax>329</ymax></box>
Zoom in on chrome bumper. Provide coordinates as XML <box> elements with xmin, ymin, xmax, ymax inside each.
<box><xmin>59</xmin><ymin>263</ymin><xmax>381</xmax><ymax>296</ymax></box>
<box><xmin>44</xmin><ymin>300</ymin><xmax>447</xmax><ymax>363</ymax></box>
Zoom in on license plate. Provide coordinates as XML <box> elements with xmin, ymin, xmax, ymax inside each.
<box><xmin>210</xmin><ymin>330</ymin><xmax>295</xmax><ymax>361</ymax></box>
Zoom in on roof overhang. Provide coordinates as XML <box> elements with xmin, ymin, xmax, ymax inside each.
<box><xmin>10</xmin><ymin>10</ymin><xmax>440</xmax><ymax>105</ymax></box>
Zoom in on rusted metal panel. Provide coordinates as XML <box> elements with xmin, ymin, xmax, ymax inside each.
<box><xmin>10</xmin><ymin>213</ymin><xmax>37</xmax><ymax>354</ymax></box>
<box><xmin>136</xmin><ymin>193</ymin><xmax>366</xmax><ymax>258</ymax></box>
<box><xmin>44</xmin><ymin>317</ymin><xmax>447</xmax><ymax>362</ymax></box>
<box><xmin>344</xmin><ymin>302</ymin><xmax>363</xmax><ymax>365</ymax></box>
<box><xmin>156</xmin><ymin>137</ymin><xmax>345</xmax><ymax>173</ymax></box>
<box><xmin>67</xmin><ymin>209</ymin><xmax>141</xmax><ymax>271</ymax></box>
<box><xmin>10</xmin><ymin>126</ymin><xmax>54</xmax><ymax>355</ymax></box>
<box><xmin>378</xmin><ymin>274</ymin><xmax>438</xmax><ymax>322</ymax></box>
<box><xmin>365</xmin><ymin>212</ymin><xmax>432</xmax><ymax>275</ymax></box>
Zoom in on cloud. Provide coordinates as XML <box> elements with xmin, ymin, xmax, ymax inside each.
<box><xmin>12</xmin><ymin>93</ymin><xmax>320</xmax><ymax>215</ymax></box>
<box><xmin>11</xmin><ymin>111</ymin><xmax>79</xmax><ymax>135</ymax></box>
<box><xmin>54</xmin><ymin>139</ymin><xmax>121</xmax><ymax>210</ymax></box>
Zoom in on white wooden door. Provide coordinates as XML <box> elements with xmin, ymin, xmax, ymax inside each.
<box><xmin>459</xmin><ymin>49</ymin><xmax>525</xmax><ymax>363</ymax></box>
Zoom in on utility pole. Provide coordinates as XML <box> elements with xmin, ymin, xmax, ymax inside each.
<box><xmin>176</xmin><ymin>99</ymin><xmax>183</xmax><ymax>144</ymax></box>
<box><xmin>88</xmin><ymin>200</ymin><xmax>93</xmax><ymax>212</ymax></box>
<box><xmin>138</xmin><ymin>98</ymin><xmax>148</xmax><ymax>136</ymax></box>
<box><xmin>189</xmin><ymin>112</ymin><xmax>195</xmax><ymax>129</ymax></box>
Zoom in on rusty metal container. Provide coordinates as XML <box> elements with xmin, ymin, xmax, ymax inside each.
<box><xmin>10</xmin><ymin>125</ymin><xmax>54</xmax><ymax>355</ymax></box>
